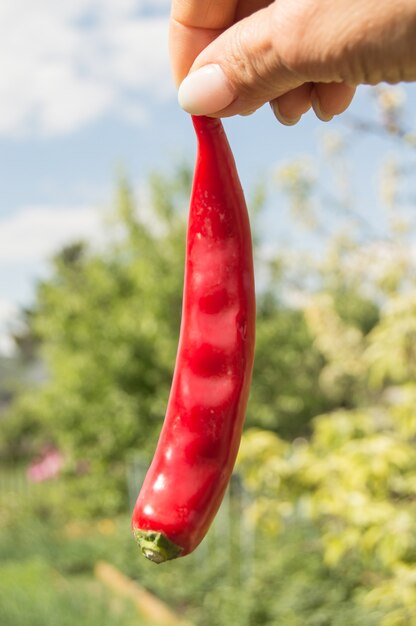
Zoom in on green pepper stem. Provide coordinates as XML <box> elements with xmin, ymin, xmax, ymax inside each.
<box><xmin>133</xmin><ymin>529</ymin><xmax>183</xmax><ymax>564</ymax></box>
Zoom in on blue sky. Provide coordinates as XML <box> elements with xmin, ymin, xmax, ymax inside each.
<box><xmin>0</xmin><ymin>0</ymin><xmax>415</xmax><ymax>353</ymax></box>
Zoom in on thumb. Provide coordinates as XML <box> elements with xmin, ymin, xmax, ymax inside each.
<box><xmin>177</xmin><ymin>3</ymin><xmax>305</xmax><ymax>117</ymax></box>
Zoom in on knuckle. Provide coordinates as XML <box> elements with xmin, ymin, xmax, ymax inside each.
<box><xmin>230</xmin><ymin>22</ymin><xmax>264</xmax><ymax>90</ymax></box>
<box><xmin>223</xmin><ymin>20</ymin><xmax>274</xmax><ymax>108</ymax></box>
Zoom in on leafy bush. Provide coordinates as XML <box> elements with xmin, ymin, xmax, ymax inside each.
<box><xmin>0</xmin><ymin>496</ymin><xmax>379</xmax><ymax>626</ymax></box>
<box><xmin>0</xmin><ymin>171</ymin><xmax>331</xmax><ymax>517</ymax></box>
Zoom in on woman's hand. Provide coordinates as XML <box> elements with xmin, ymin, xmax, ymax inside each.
<box><xmin>170</xmin><ymin>0</ymin><xmax>416</xmax><ymax>124</ymax></box>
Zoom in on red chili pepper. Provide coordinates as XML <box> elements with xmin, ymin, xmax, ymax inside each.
<box><xmin>131</xmin><ymin>115</ymin><xmax>256</xmax><ymax>563</ymax></box>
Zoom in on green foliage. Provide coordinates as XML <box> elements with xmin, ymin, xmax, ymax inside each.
<box><xmin>0</xmin><ymin>498</ymin><xmax>379</xmax><ymax>626</ymax></box>
<box><xmin>249</xmin><ymin>294</ymin><xmax>328</xmax><ymax>437</ymax></box>
<box><xmin>0</xmin><ymin>168</ymin><xmax>332</xmax><ymax>515</ymax></box>
<box><xmin>239</xmin><ymin>285</ymin><xmax>416</xmax><ymax>624</ymax></box>
<box><xmin>2</xmin><ymin>87</ymin><xmax>416</xmax><ymax>623</ymax></box>
<box><xmin>0</xmin><ymin>176</ymin><xmax>189</xmax><ymax>514</ymax></box>
<box><xmin>0</xmin><ymin>558</ymin><xmax>140</xmax><ymax>626</ymax></box>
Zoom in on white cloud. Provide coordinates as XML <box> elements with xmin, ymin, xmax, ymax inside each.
<box><xmin>0</xmin><ymin>205</ymin><xmax>103</xmax><ymax>264</ymax></box>
<box><xmin>0</xmin><ymin>202</ymin><xmax>110</xmax><ymax>355</ymax></box>
<box><xmin>0</xmin><ymin>298</ymin><xmax>19</xmax><ymax>356</ymax></box>
<box><xmin>0</xmin><ymin>0</ymin><xmax>172</xmax><ymax>137</ymax></box>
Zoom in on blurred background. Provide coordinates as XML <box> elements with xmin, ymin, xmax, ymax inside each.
<box><xmin>1</xmin><ymin>1</ymin><xmax>416</xmax><ymax>625</ymax></box>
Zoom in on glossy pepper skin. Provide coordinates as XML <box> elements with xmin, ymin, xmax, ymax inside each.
<box><xmin>132</xmin><ymin>115</ymin><xmax>255</xmax><ymax>563</ymax></box>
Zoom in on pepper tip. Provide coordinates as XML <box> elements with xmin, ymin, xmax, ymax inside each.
<box><xmin>133</xmin><ymin>528</ymin><xmax>183</xmax><ymax>564</ymax></box>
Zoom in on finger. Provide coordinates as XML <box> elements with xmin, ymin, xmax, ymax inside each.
<box><xmin>171</xmin><ymin>0</ymin><xmax>271</xmax><ymax>28</ymax></box>
<box><xmin>178</xmin><ymin>4</ymin><xmax>305</xmax><ymax>117</ymax></box>
<box><xmin>169</xmin><ymin>22</ymin><xmax>224</xmax><ymax>86</ymax></box>
<box><xmin>170</xmin><ymin>0</ymin><xmax>272</xmax><ymax>86</ymax></box>
<box><xmin>234</xmin><ymin>0</ymin><xmax>274</xmax><ymax>21</ymax></box>
<box><xmin>311</xmin><ymin>83</ymin><xmax>356</xmax><ymax>121</ymax></box>
<box><xmin>270</xmin><ymin>83</ymin><xmax>313</xmax><ymax>125</ymax></box>
<box><xmin>170</xmin><ymin>0</ymin><xmax>239</xmax><ymax>85</ymax></box>
<box><xmin>171</xmin><ymin>0</ymin><xmax>239</xmax><ymax>30</ymax></box>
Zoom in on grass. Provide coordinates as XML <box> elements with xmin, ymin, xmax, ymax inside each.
<box><xmin>0</xmin><ymin>558</ymin><xmax>146</xmax><ymax>626</ymax></box>
<box><xmin>0</xmin><ymin>496</ymin><xmax>171</xmax><ymax>626</ymax></box>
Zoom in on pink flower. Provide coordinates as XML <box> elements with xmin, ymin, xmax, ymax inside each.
<box><xmin>27</xmin><ymin>449</ymin><xmax>64</xmax><ymax>483</ymax></box>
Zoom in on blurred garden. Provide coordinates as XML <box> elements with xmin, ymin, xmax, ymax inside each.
<box><xmin>1</xmin><ymin>88</ymin><xmax>416</xmax><ymax>625</ymax></box>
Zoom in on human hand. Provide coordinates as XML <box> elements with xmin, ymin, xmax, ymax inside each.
<box><xmin>170</xmin><ymin>0</ymin><xmax>416</xmax><ymax>124</ymax></box>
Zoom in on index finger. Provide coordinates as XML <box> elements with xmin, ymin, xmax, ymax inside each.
<box><xmin>170</xmin><ymin>0</ymin><xmax>238</xmax><ymax>85</ymax></box>
<box><xmin>170</xmin><ymin>0</ymin><xmax>272</xmax><ymax>85</ymax></box>
<box><xmin>171</xmin><ymin>0</ymin><xmax>239</xmax><ymax>29</ymax></box>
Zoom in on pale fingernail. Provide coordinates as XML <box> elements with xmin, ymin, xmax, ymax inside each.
<box><xmin>270</xmin><ymin>101</ymin><xmax>301</xmax><ymax>126</ymax></box>
<box><xmin>311</xmin><ymin>91</ymin><xmax>333</xmax><ymax>122</ymax></box>
<box><xmin>178</xmin><ymin>64</ymin><xmax>236</xmax><ymax>115</ymax></box>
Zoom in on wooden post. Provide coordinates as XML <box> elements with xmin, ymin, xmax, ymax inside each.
<box><xmin>95</xmin><ymin>561</ymin><xmax>194</xmax><ymax>626</ymax></box>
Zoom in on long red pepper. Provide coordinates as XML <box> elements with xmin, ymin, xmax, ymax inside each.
<box><xmin>132</xmin><ymin>115</ymin><xmax>255</xmax><ymax>563</ymax></box>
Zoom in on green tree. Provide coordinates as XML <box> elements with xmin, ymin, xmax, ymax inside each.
<box><xmin>1</xmin><ymin>167</ymin><xmax>331</xmax><ymax>515</ymax></box>
<box><xmin>0</xmin><ymin>176</ymin><xmax>187</xmax><ymax>514</ymax></box>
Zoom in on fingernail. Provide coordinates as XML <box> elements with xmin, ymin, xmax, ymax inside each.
<box><xmin>178</xmin><ymin>64</ymin><xmax>236</xmax><ymax>115</ymax></box>
<box><xmin>311</xmin><ymin>91</ymin><xmax>333</xmax><ymax>122</ymax></box>
<box><xmin>270</xmin><ymin>101</ymin><xmax>301</xmax><ymax>126</ymax></box>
